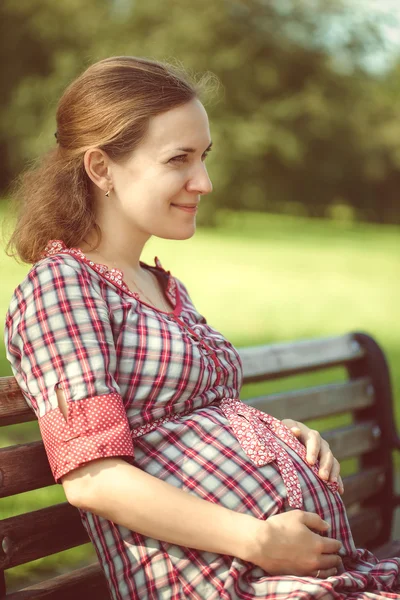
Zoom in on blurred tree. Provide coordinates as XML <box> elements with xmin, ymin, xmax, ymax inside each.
<box><xmin>0</xmin><ymin>0</ymin><xmax>110</xmax><ymax>187</ymax></box>
<box><xmin>1</xmin><ymin>0</ymin><xmax>400</xmax><ymax>224</ymax></box>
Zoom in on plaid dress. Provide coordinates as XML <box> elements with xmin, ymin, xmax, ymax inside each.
<box><xmin>5</xmin><ymin>239</ymin><xmax>400</xmax><ymax>600</ymax></box>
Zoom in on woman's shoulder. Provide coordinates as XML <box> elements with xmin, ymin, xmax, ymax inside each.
<box><xmin>5</xmin><ymin>252</ymin><xmax>103</xmax><ymax>321</ymax></box>
<box><xmin>28</xmin><ymin>252</ymin><xmax>97</xmax><ymax>291</ymax></box>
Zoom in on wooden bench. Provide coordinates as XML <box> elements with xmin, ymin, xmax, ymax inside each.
<box><xmin>1</xmin><ymin>331</ymin><xmax>399</xmax><ymax>598</ymax></box>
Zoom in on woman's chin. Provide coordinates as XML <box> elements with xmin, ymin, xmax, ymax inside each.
<box><xmin>159</xmin><ymin>224</ymin><xmax>197</xmax><ymax>241</ymax></box>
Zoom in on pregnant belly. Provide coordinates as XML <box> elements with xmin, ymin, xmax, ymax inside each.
<box><xmin>133</xmin><ymin>404</ymin><xmax>356</xmax><ymax>561</ymax></box>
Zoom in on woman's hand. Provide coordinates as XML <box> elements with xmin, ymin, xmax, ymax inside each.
<box><xmin>281</xmin><ymin>419</ymin><xmax>344</xmax><ymax>494</ymax></box>
<box><xmin>245</xmin><ymin>510</ymin><xmax>343</xmax><ymax>577</ymax></box>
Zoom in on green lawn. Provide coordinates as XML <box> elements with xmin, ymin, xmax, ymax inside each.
<box><xmin>1</xmin><ymin>205</ymin><xmax>400</xmax><ymax>589</ymax></box>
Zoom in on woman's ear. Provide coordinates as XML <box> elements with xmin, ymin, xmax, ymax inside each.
<box><xmin>83</xmin><ymin>148</ymin><xmax>113</xmax><ymax>194</ymax></box>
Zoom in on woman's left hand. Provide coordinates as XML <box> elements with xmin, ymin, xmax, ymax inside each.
<box><xmin>281</xmin><ymin>419</ymin><xmax>344</xmax><ymax>494</ymax></box>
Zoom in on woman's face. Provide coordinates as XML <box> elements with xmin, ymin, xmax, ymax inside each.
<box><xmin>109</xmin><ymin>98</ymin><xmax>213</xmax><ymax>241</ymax></box>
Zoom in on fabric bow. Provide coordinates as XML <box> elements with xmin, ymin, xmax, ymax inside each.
<box><xmin>220</xmin><ymin>398</ymin><xmax>339</xmax><ymax>509</ymax></box>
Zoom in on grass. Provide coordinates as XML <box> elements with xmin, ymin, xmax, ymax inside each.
<box><xmin>1</xmin><ymin>204</ymin><xmax>399</xmax><ymax>589</ymax></box>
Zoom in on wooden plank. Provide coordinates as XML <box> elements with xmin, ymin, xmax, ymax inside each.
<box><xmin>247</xmin><ymin>377</ymin><xmax>373</xmax><ymax>422</ymax></box>
<box><xmin>323</xmin><ymin>422</ymin><xmax>381</xmax><ymax>461</ymax></box>
<box><xmin>0</xmin><ymin>377</ymin><xmax>35</xmax><ymax>427</ymax></box>
<box><xmin>0</xmin><ymin>410</ymin><xmax>380</xmax><ymax>503</ymax></box>
<box><xmin>0</xmin><ymin>503</ymin><xmax>89</xmax><ymax>570</ymax></box>
<box><xmin>5</xmin><ymin>562</ymin><xmax>109</xmax><ymax>600</ymax></box>
<box><xmin>349</xmin><ymin>507</ymin><xmax>382</xmax><ymax>548</ymax></box>
<box><xmin>341</xmin><ymin>467</ymin><xmax>386</xmax><ymax>508</ymax></box>
<box><xmin>239</xmin><ymin>334</ymin><xmax>364</xmax><ymax>383</ymax></box>
<box><xmin>0</xmin><ymin>465</ymin><xmax>385</xmax><ymax>573</ymax></box>
<box><xmin>0</xmin><ymin>442</ymin><xmax>53</xmax><ymax>498</ymax></box>
<box><xmin>0</xmin><ymin>334</ymin><xmax>365</xmax><ymax>424</ymax></box>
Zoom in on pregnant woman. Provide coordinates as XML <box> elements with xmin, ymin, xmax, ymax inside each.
<box><xmin>4</xmin><ymin>56</ymin><xmax>400</xmax><ymax>599</ymax></box>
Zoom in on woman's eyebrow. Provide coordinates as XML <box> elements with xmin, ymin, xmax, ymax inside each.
<box><xmin>174</xmin><ymin>141</ymin><xmax>213</xmax><ymax>153</ymax></box>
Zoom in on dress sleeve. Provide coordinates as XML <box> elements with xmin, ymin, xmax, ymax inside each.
<box><xmin>4</xmin><ymin>257</ymin><xmax>135</xmax><ymax>483</ymax></box>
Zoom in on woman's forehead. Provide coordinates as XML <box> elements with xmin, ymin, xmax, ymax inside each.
<box><xmin>144</xmin><ymin>99</ymin><xmax>211</xmax><ymax>152</ymax></box>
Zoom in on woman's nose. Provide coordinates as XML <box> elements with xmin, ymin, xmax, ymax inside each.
<box><xmin>186</xmin><ymin>163</ymin><xmax>213</xmax><ymax>195</ymax></box>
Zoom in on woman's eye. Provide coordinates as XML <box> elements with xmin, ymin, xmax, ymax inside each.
<box><xmin>169</xmin><ymin>155</ymin><xmax>187</xmax><ymax>164</ymax></box>
<box><xmin>169</xmin><ymin>149</ymin><xmax>212</xmax><ymax>164</ymax></box>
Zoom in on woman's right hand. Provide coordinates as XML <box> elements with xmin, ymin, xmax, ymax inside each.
<box><xmin>243</xmin><ymin>510</ymin><xmax>343</xmax><ymax>578</ymax></box>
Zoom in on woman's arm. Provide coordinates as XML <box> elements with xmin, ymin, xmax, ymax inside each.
<box><xmin>62</xmin><ymin>457</ymin><xmax>342</xmax><ymax>577</ymax></box>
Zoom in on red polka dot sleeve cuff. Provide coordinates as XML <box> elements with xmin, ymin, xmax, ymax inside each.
<box><xmin>38</xmin><ymin>392</ymin><xmax>135</xmax><ymax>483</ymax></box>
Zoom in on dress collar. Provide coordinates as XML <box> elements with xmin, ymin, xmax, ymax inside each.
<box><xmin>40</xmin><ymin>239</ymin><xmax>179</xmax><ymax>314</ymax></box>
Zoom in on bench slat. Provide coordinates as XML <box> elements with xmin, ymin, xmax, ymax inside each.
<box><xmin>239</xmin><ymin>334</ymin><xmax>364</xmax><ymax>383</ymax></box>
<box><xmin>0</xmin><ymin>503</ymin><xmax>88</xmax><ymax>570</ymax></box>
<box><xmin>0</xmin><ymin>444</ymin><xmax>384</xmax><ymax>571</ymax></box>
<box><xmin>0</xmin><ymin>465</ymin><xmax>386</xmax><ymax>572</ymax></box>
<box><xmin>0</xmin><ymin>420</ymin><xmax>381</xmax><ymax>500</ymax></box>
<box><xmin>3</xmin><ymin>513</ymin><xmax>391</xmax><ymax>600</ymax></box>
<box><xmin>2</xmin><ymin>375</ymin><xmax>373</xmax><ymax>435</ymax></box>
<box><xmin>0</xmin><ymin>378</ymin><xmax>35</xmax><ymax>427</ymax></box>
<box><xmin>342</xmin><ymin>467</ymin><xmax>386</xmax><ymax>507</ymax></box>
<box><xmin>2</xmin><ymin>508</ymin><xmax>386</xmax><ymax>597</ymax></box>
<box><xmin>349</xmin><ymin>507</ymin><xmax>382</xmax><ymax>548</ymax></box>
<box><xmin>0</xmin><ymin>334</ymin><xmax>365</xmax><ymax>427</ymax></box>
<box><xmin>247</xmin><ymin>377</ymin><xmax>373</xmax><ymax>422</ymax></box>
<box><xmin>323</xmin><ymin>421</ymin><xmax>380</xmax><ymax>461</ymax></box>
<box><xmin>0</xmin><ymin>442</ymin><xmax>53</xmax><ymax>498</ymax></box>
<box><xmin>4</xmin><ymin>562</ymin><xmax>109</xmax><ymax>600</ymax></box>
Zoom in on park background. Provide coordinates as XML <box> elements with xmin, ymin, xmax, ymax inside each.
<box><xmin>0</xmin><ymin>0</ymin><xmax>399</xmax><ymax>590</ymax></box>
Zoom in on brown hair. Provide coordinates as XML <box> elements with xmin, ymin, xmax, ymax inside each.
<box><xmin>5</xmin><ymin>56</ymin><xmax>215</xmax><ymax>264</ymax></box>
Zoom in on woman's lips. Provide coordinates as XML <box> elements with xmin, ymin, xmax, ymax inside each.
<box><xmin>171</xmin><ymin>204</ymin><xmax>198</xmax><ymax>213</ymax></box>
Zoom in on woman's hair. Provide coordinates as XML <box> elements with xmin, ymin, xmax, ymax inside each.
<box><xmin>5</xmin><ymin>56</ymin><xmax>215</xmax><ymax>264</ymax></box>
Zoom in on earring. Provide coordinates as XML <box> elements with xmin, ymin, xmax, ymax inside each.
<box><xmin>105</xmin><ymin>190</ymin><xmax>110</xmax><ymax>197</ymax></box>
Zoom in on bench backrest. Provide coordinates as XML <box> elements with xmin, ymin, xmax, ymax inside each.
<box><xmin>0</xmin><ymin>331</ymin><xmax>398</xmax><ymax>599</ymax></box>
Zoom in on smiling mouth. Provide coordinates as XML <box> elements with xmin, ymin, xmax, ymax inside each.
<box><xmin>171</xmin><ymin>204</ymin><xmax>198</xmax><ymax>213</ymax></box>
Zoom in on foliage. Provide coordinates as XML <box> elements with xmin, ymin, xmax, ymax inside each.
<box><xmin>1</xmin><ymin>0</ymin><xmax>400</xmax><ymax>223</ymax></box>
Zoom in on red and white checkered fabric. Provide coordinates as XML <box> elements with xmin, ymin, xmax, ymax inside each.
<box><xmin>5</xmin><ymin>239</ymin><xmax>400</xmax><ymax>599</ymax></box>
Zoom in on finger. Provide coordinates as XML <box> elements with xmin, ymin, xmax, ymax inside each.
<box><xmin>318</xmin><ymin>443</ymin><xmax>334</xmax><ymax>480</ymax></box>
<box><xmin>318</xmin><ymin>554</ymin><xmax>343</xmax><ymax>571</ymax></box>
<box><xmin>305</xmin><ymin>430</ymin><xmax>320</xmax><ymax>465</ymax></box>
<box><xmin>327</xmin><ymin>458</ymin><xmax>341</xmax><ymax>484</ymax></box>
<box><xmin>318</xmin><ymin>536</ymin><xmax>343</xmax><ymax>554</ymax></box>
<box><xmin>290</xmin><ymin>426</ymin><xmax>302</xmax><ymax>438</ymax></box>
<box><xmin>338</xmin><ymin>475</ymin><xmax>344</xmax><ymax>496</ymax></box>
<box><xmin>301</xmin><ymin>511</ymin><xmax>330</xmax><ymax>532</ymax></box>
<box><xmin>281</xmin><ymin>419</ymin><xmax>298</xmax><ymax>430</ymax></box>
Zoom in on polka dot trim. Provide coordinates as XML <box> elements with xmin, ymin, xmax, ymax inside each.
<box><xmin>220</xmin><ymin>398</ymin><xmax>339</xmax><ymax>509</ymax></box>
<box><xmin>38</xmin><ymin>392</ymin><xmax>135</xmax><ymax>482</ymax></box>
